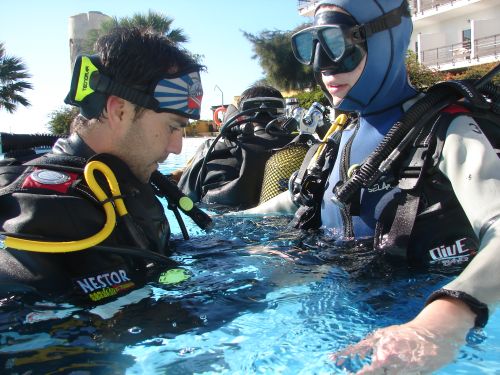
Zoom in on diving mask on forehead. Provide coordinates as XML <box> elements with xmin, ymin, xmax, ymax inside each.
<box><xmin>291</xmin><ymin>0</ymin><xmax>410</xmax><ymax>73</ymax></box>
<box><xmin>65</xmin><ymin>54</ymin><xmax>203</xmax><ymax>121</ymax></box>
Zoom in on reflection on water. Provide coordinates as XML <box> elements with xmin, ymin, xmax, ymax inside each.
<box><xmin>0</xmin><ymin>137</ymin><xmax>499</xmax><ymax>374</ymax></box>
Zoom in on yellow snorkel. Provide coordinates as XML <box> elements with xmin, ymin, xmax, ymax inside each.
<box><xmin>0</xmin><ymin>160</ymin><xmax>126</xmax><ymax>253</ymax></box>
<box><xmin>310</xmin><ymin>113</ymin><xmax>349</xmax><ymax>167</ymax></box>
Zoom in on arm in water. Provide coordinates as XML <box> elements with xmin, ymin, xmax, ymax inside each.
<box><xmin>332</xmin><ymin>115</ymin><xmax>500</xmax><ymax>374</ymax></box>
<box><xmin>228</xmin><ymin>191</ymin><xmax>297</xmax><ymax>216</ymax></box>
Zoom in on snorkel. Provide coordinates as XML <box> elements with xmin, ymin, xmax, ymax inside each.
<box><xmin>309</xmin><ymin>0</ymin><xmax>416</xmax><ymax>114</ymax></box>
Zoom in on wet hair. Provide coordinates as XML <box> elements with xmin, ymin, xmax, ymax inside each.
<box><xmin>95</xmin><ymin>27</ymin><xmax>203</xmax><ymax>91</ymax></box>
<box><xmin>228</xmin><ymin>84</ymin><xmax>285</xmax><ymax>128</ymax></box>
<box><xmin>237</xmin><ymin>84</ymin><xmax>283</xmax><ymax>108</ymax></box>
<box><xmin>73</xmin><ymin>27</ymin><xmax>204</xmax><ymax>130</ymax></box>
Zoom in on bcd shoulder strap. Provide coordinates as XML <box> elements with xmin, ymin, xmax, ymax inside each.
<box><xmin>373</xmin><ymin>111</ymin><xmax>450</xmax><ymax>256</ymax></box>
<box><xmin>374</xmin><ymin>98</ymin><xmax>500</xmax><ymax>256</ymax></box>
<box><xmin>291</xmin><ymin>116</ymin><xmax>353</xmax><ymax>229</ymax></box>
<box><xmin>0</xmin><ymin>152</ymin><xmax>86</xmax><ymax>198</ymax></box>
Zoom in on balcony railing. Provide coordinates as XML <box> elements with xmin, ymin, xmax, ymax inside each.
<box><xmin>411</xmin><ymin>0</ymin><xmax>461</xmax><ymax>14</ymax></box>
<box><xmin>301</xmin><ymin>0</ymin><xmax>464</xmax><ymax>17</ymax></box>
<box><xmin>421</xmin><ymin>33</ymin><xmax>500</xmax><ymax>67</ymax></box>
<box><xmin>475</xmin><ymin>34</ymin><xmax>500</xmax><ymax>60</ymax></box>
<box><xmin>297</xmin><ymin>0</ymin><xmax>318</xmax><ymax>13</ymax></box>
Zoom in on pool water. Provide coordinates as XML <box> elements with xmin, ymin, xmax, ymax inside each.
<box><xmin>0</xmin><ymin>137</ymin><xmax>499</xmax><ymax>374</ymax></box>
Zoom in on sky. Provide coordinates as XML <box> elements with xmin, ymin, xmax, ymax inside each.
<box><xmin>0</xmin><ymin>0</ymin><xmax>309</xmax><ymax>134</ymax></box>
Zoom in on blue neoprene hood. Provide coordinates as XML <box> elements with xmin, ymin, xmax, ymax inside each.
<box><xmin>314</xmin><ymin>0</ymin><xmax>415</xmax><ymax>114</ymax></box>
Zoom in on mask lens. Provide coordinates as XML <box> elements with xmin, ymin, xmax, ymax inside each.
<box><xmin>320</xmin><ymin>27</ymin><xmax>345</xmax><ymax>61</ymax></box>
<box><xmin>240</xmin><ymin>97</ymin><xmax>285</xmax><ymax>117</ymax></box>
<box><xmin>292</xmin><ymin>30</ymin><xmax>315</xmax><ymax>65</ymax></box>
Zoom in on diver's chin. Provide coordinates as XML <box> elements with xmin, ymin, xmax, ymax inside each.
<box><xmin>330</xmin><ymin>96</ymin><xmax>344</xmax><ymax>107</ymax></box>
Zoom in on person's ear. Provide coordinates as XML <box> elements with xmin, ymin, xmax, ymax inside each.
<box><xmin>105</xmin><ymin>95</ymin><xmax>128</xmax><ymax>126</ymax></box>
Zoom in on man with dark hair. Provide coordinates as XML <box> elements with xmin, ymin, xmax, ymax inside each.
<box><xmin>176</xmin><ymin>83</ymin><xmax>298</xmax><ymax>208</ymax></box>
<box><xmin>0</xmin><ymin>27</ymin><xmax>204</xmax><ymax>303</ymax></box>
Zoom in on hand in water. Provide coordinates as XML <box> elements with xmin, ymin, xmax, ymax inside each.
<box><xmin>331</xmin><ymin>324</ymin><xmax>460</xmax><ymax>374</ymax></box>
<box><xmin>331</xmin><ymin>298</ymin><xmax>475</xmax><ymax>374</ymax></box>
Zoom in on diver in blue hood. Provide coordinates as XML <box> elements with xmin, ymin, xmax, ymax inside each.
<box><xmin>241</xmin><ymin>0</ymin><xmax>500</xmax><ymax>373</ymax></box>
<box><xmin>306</xmin><ymin>0</ymin><xmax>420</xmax><ymax>236</ymax></box>
<box><xmin>308</xmin><ymin>0</ymin><xmax>416</xmax><ymax>114</ymax></box>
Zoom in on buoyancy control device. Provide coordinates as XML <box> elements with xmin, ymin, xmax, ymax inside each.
<box><xmin>292</xmin><ymin>63</ymin><xmax>500</xmax><ymax>258</ymax></box>
<box><xmin>332</xmin><ymin>64</ymin><xmax>500</xmax><ymax>208</ymax></box>
<box><xmin>178</xmin><ymin>100</ymin><xmax>329</xmax><ymax>209</ymax></box>
<box><xmin>0</xmin><ymin>134</ymin><xmax>212</xmax><ymax>260</ymax></box>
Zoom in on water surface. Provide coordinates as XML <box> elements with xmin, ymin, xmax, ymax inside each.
<box><xmin>0</xmin><ymin>136</ymin><xmax>499</xmax><ymax>374</ymax></box>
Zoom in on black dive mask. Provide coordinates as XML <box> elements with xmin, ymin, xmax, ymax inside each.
<box><xmin>292</xmin><ymin>12</ymin><xmax>366</xmax><ymax>74</ymax></box>
<box><xmin>292</xmin><ymin>1</ymin><xmax>410</xmax><ymax>74</ymax></box>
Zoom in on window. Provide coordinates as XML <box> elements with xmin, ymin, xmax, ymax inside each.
<box><xmin>462</xmin><ymin>29</ymin><xmax>471</xmax><ymax>49</ymax></box>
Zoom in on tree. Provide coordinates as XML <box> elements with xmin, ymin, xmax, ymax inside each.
<box><xmin>84</xmin><ymin>10</ymin><xmax>189</xmax><ymax>53</ymax></box>
<box><xmin>445</xmin><ymin>62</ymin><xmax>500</xmax><ymax>85</ymax></box>
<box><xmin>47</xmin><ymin>106</ymin><xmax>79</xmax><ymax>135</ymax></box>
<box><xmin>243</xmin><ymin>25</ymin><xmax>315</xmax><ymax>91</ymax></box>
<box><xmin>406</xmin><ymin>50</ymin><xmax>445</xmax><ymax>90</ymax></box>
<box><xmin>294</xmin><ymin>86</ymin><xmax>329</xmax><ymax>109</ymax></box>
<box><xmin>0</xmin><ymin>42</ymin><xmax>33</xmax><ymax>113</ymax></box>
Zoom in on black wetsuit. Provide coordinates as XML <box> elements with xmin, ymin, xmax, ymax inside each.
<box><xmin>0</xmin><ymin>134</ymin><xmax>170</xmax><ymax>304</ymax></box>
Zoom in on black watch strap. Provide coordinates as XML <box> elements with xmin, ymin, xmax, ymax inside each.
<box><xmin>426</xmin><ymin>289</ymin><xmax>489</xmax><ymax>328</ymax></box>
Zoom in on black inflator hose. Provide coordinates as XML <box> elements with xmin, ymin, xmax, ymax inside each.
<box><xmin>334</xmin><ymin>63</ymin><xmax>500</xmax><ymax>205</ymax></box>
<box><xmin>195</xmin><ymin>108</ymin><xmax>271</xmax><ymax>197</ymax></box>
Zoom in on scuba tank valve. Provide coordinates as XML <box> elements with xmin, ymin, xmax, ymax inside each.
<box><xmin>300</xmin><ymin>102</ymin><xmax>326</xmax><ymax>135</ymax></box>
<box><xmin>285</xmin><ymin>98</ymin><xmax>300</xmax><ymax>117</ymax></box>
<box><xmin>278</xmin><ymin>104</ymin><xmax>305</xmax><ymax>134</ymax></box>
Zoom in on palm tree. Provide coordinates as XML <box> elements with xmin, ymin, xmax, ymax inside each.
<box><xmin>84</xmin><ymin>10</ymin><xmax>189</xmax><ymax>53</ymax></box>
<box><xmin>0</xmin><ymin>42</ymin><xmax>33</xmax><ymax>113</ymax></box>
<box><xmin>243</xmin><ymin>26</ymin><xmax>315</xmax><ymax>91</ymax></box>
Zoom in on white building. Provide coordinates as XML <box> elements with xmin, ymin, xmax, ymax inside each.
<box><xmin>297</xmin><ymin>0</ymin><xmax>500</xmax><ymax>72</ymax></box>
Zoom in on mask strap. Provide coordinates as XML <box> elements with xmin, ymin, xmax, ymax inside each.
<box><xmin>90</xmin><ymin>72</ymin><xmax>159</xmax><ymax>111</ymax></box>
<box><xmin>352</xmin><ymin>0</ymin><xmax>410</xmax><ymax>41</ymax></box>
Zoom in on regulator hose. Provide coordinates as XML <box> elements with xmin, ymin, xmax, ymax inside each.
<box><xmin>150</xmin><ymin>170</ymin><xmax>213</xmax><ymax>231</ymax></box>
<box><xmin>0</xmin><ymin>160</ymin><xmax>126</xmax><ymax>253</ymax></box>
<box><xmin>333</xmin><ymin>63</ymin><xmax>500</xmax><ymax>206</ymax></box>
